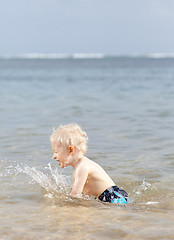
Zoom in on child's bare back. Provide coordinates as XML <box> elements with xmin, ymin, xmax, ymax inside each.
<box><xmin>72</xmin><ymin>157</ymin><xmax>115</xmax><ymax>197</ymax></box>
<box><xmin>50</xmin><ymin>123</ymin><xmax>128</xmax><ymax>204</ymax></box>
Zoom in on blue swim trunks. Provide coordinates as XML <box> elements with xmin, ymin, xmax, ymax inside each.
<box><xmin>98</xmin><ymin>186</ymin><xmax>129</xmax><ymax>204</ymax></box>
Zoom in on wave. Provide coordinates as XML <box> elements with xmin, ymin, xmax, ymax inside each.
<box><xmin>0</xmin><ymin>54</ymin><xmax>70</xmax><ymax>60</ymax></box>
<box><xmin>72</xmin><ymin>53</ymin><xmax>105</xmax><ymax>59</ymax></box>
<box><xmin>0</xmin><ymin>53</ymin><xmax>106</xmax><ymax>60</ymax></box>
<box><xmin>1</xmin><ymin>53</ymin><xmax>174</xmax><ymax>60</ymax></box>
<box><xmin>131</xmin><ymin>53</ymin><xmax>174</xmax><ymax>59</ymax></box>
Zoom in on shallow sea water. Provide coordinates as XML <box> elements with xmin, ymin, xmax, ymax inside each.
<box><xmin>0</xmin><ymin>56</ymin><xmax>174</xmax><ymax>239</ymax></box>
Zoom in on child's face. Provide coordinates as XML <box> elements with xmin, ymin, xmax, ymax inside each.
<box><xmin>51</xmin><ymin>140</ymin><xmax>72</xmax><ymax>168</ymax></box>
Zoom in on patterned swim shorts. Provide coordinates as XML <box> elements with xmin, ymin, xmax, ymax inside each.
<box><xmin>98</xmin><ymin>185</ymin><xmax>129</xmax><ymax>204</ymax></box>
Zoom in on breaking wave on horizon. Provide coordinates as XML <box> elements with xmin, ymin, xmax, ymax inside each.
<box><xmin>1</xmin><ymin>53</ymin><xmax>174</xmax><ymax>60</ymax></box>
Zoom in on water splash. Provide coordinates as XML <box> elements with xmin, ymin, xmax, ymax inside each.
<box><xmin>3</xmin><ymin>162</ymin><xmax>71</xmax><ymax>198</ymax></box>
<box><xmin>134</xmin><ymin>180</ymin><xmax>152</xmax><ymax>195</ymax></box>
<box><xmin>131</xmin><ymin>180</ymin><xmax>161</xmax><ymax>207</ymax></box>
<box><xmin>0</xmin><ymin>160</ymin><xmax>94</xmax><ymax>205</ymax></box>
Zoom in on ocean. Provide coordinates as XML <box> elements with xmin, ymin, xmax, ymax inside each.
<box><xmin>0</xmin><ymin>55</ymin><xmax>174</xmax><ymax>239</ymax></box>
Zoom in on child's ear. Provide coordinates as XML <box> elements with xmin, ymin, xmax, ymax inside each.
<box><xmin>68</xmin><ymin>146</ymin><xmax>75</xmax><ymax>154</ymax></box>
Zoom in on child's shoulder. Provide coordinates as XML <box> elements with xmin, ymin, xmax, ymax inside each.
<box><xmin>79</xmin><ymin>157</ymin><xmax>101</xmax><ymax>171</ymax></box>
<box><xmin>76</xmin><ymin>157</ymin><xmax>92</xmax><ymax>171</ymax></box>
<box><xmin>73</xmin><ymin>157</ymin><xmax>90</xmax><ymax>177</ymax></box>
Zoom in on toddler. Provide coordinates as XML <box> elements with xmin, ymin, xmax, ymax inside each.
<box><xmin>50</xmin><ymin>123</ymin><xmax>128</xmax><ymax>204</ymax></box>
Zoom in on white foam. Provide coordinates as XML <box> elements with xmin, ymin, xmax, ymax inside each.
<box><xmin>143</xmin><ymin>53</ymin><xmax>174</xmax><ymax>58</ymax></box>
<box><xmin>72</xmin><ymin>53</ymin><xmax>105</xmax><ymax>59</ymax></box>
<box><xmin>1</xmin><ymin>52</ymin><xmax>174</xmax><ymax>60</ymax></box>
<box><xmin>123</xmin><ymin>53</ymin><xmax>174</xmax><ymax>59</ymax></box>
<box><xmin>0</xmin><ymin>53</ymin><xmax>71</xmax><ymax>60</ymax></box>
<box><xmin>145</xmin><ymin>201</ymin><xmax>159</xmax><ymax>205</ymax></box>
<box><xmin>22</xmin><ymin>53</ymin><xmax>71</xmax><ymax>59</ymax></box>
<box><xmin>0</xmin><ymin>53</ymin><xmax>105</xmax><ymax>60</ymax></box>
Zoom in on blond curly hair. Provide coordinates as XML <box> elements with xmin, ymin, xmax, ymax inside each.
<box><xmin>50</xmin><ymin>123</ymin><xmax>88</xmax><ymax>154</ymax></box>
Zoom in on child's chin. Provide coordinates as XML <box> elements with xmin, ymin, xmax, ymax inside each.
<box><xmin>60</xmin><ymin>163</ymin><xmax>66</xmax><ymax>168</ymax></box>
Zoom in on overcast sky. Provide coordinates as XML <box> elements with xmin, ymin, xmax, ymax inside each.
<box><xmin>0</xmin><ymin>0</ymin><xmax>174</xmax><ymax>55</ymax></box>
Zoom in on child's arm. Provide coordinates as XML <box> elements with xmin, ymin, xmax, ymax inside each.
<box><xmin>70</xmin><ymin>167</ymin><xmax>88</xmax><ymax>197</ymax></box>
